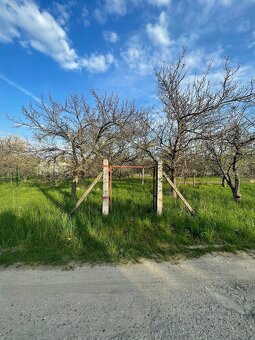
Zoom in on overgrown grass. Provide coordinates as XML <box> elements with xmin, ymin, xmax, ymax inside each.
<box><xmin>0</xmin><ymin>177</ymin><xmax>254</xmax><ymax>265</ymax></box>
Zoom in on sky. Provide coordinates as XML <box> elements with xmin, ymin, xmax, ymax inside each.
<box><xmin>0</xmin><ymin>0</ymin><xmax>255</xmax><ymax>137</ymax></box>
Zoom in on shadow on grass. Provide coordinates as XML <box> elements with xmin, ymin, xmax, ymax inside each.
<box><xmin>36</xmin><ymin>184</ymin><xmax>73</xmax><ymax>213</ymax></box>
<box><xmin>57</xmin><ymin>187</ymin><xmax>72</xmax><ymax>200</ymax></box>
<box><xmin>0</xmin><ymin>207</ymin><xmax>111</xmax><ymax>266</ymax></box>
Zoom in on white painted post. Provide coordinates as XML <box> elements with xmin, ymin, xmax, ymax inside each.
<box><xmin>156</xmin><ymin>160</ymin><xmax>163</xmax><ymax>215</ymax></box>
<box><xmin>102</xmin><ymin>159</ymin><xmax>109</xmax><ymax>215</ymax></box>
<box><xmin>142</xmin><ymin>168</ymin><xmax>145</xmax><ymax>186</ymax></box>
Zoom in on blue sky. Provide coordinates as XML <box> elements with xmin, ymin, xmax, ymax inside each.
<box><xmin>0</xmin><ymin>0</ymin><xmax>255</xmax><ymax>136</ymax></box>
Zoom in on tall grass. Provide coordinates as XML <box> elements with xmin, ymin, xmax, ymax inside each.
<box><xmin>0</xmin><ymin>177</ymin><xmax>254</xmax><ymax>265</ymax></box>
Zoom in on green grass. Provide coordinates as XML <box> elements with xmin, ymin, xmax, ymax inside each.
<box><xmin>0</xmin><ymin>177</ymin><xmax>254</xmax><ymax>265</ymax></box>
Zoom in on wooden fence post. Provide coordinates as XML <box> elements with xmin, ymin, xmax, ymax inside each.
<box><xmin>156</xmin><ymin>160</ymin><xmax>163</xmax><ymax>215</ymax></box>
<box><xmin>142</xmin><ymin>168</ymin><xmax>145</xmax><ymax>186</ymax></box>
<box><xmin>193</xmin><ymin>174</ymin><xmax>196</xmax><ymax>187</ymax></box>
<box><xmin>16</xmin><ymin>165</ymin><xmax>20</xmax><ymax>186</ymax></box>
<box><xmin>102</xmin><ymin>159</ymin><xmax>109</xmax><ymax>215</ymax></box>
<box><xmin>163</xmin><ymin>172</ymin><xmax>194</xmax><ymax>214</ymax></box>
<box><xmin>71</xmin><ymin>172</ymin><xmax>103</xmax><ymax>214</ymax></box>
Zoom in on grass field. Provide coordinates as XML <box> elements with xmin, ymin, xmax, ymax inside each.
<box><xmin>0</xmin><ymin>177</ymin><xmax>255</xmax><ymax>265</ymax></box>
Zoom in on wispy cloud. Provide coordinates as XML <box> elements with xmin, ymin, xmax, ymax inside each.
<box><xmin>147</xmin><ymin>0</ymin><xmax>171</xmax><ymax>6</ymax></box>
<box><xmin>103</xmin><ymin>31</ymin><xmax>119</xmax><ymax>43</ymax></box>
<box><xmin>94</xmin><ymin>0</ymin><xmax>128</xmax><ymax>23</ymax></box>
<box><xmin>81</xmin><ymin>53</ymin><xmax>115</xmax><ymax>73</ymax></box>
<box><xmin>0</xmin><ymin>73</ymin><xmax>40</xmax><ymax>102</ymax></box>
<box><xmin>146</xmin><ymin>11</ymin><xmax>171</xmax><ymax>48</ymax></box>
<box><xmin>94</xmin><ymin>0</ymin><xmax>171</xmax><ymax>23</ymax></box>
<box><xmin>51</xmin><ymin>1</ymin><xmax>76</xmax><ymax>27</ymax></box>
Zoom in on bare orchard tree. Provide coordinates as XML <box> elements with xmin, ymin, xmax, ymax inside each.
<box><xmin>14</xmin><ymin>91</ymin><xmax>141</xmax><ymax>200</ymax></box>
<box><xmin>179</xmin><ymin>143</ymin><xmax>211</xmax><ymax>184</ymax></box>
<box><xmin>206</xmin><ymin>105</ymin><xmax>255</xmax><ymax>202</ymax></box>
<box><xmin>146</xmin><ymin>51</ymin><xmax>255</xmax><ymax>196</ymax></box>
<box><xmin>89</xmin><ymin>91</ymin><xmax>142</xmax><ymax>166</ymax></box>
<box><xmin>0</xmin><ymin>135</ymin><xmax>39</xmax><ymax>181</ymax></box>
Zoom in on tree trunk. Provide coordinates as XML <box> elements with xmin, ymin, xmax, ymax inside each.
<box><xmin>71</xmin><ymin>174</ymin><xmax>79</xmax><ymax>201</ymax></box>
<box><xmin>221</xmin><ymin>176</ymin><xmax>226</xmax><ymax>188</ymax></box>
<box><xmin>183</xmin><ymin>176</ymin><xmax>187</xmax><ymax>185</ymax></box>
<box><xmin>232</xmin><ymin>153</ymin><xmax>241</xmax><ymax>202</ymax></box>
<box><xmin>232</xmin><ymin>176</ymin><xmax>241</xmax><ymax>202</ymax></box>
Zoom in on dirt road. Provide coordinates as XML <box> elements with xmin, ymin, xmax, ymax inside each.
<box><xmin>0</xmin><ymin>252</ymin><xmax>255</xmax><ymax>339</ymax></box>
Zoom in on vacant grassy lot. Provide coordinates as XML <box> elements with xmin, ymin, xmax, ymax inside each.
<box><xmin>0</xmin><ymin>177</ymin><xmax>254</xmax><ymax>265</ymax></box>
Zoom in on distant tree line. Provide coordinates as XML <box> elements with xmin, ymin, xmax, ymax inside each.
<box><xmin>0</xmin><ymin>135</ymin><xmax>39</xmax><ymax>182</ymax></box>
<box><xmin>5</xmin><ymin>51</ymin><xmax>255</xmax><ymax>202</ymax></box>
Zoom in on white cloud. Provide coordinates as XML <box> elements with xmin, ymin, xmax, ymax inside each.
<box><xmin>184</xmin><ymin>48</ymin><xmax>224</xmax><ymax>71</ymax></box>
<box><xmin>197</xmin><ymin>0</ymin><xmax>254</xmax><ymax>9</ymax></box>
<box><xmin>147</xmin><ymin>0</ymin><xmax>171</xmax><ymax>6</ymax></box>
<box><xmin>121</xmin><ymin>33</ymin><xmax>152</xmax><ymax>74</ymax></box>
<box><xmin>94</xmin><ymin>0</ymin><xmax>142</xmax><ymax>22</ymax></box>
<box><xmin>146</xmin><ymin>11</ymin><xmax>171</xmax><ymax>47</ymax></box>
<box><xmin>0</xmin><ymin>0</ymin><xmax>80</xmax><ymax>69</ymax></box>
<box><xmin>122</xmin><ymin>45</ymin><xmax>151</xmax><ymax>74</ymax></box>
<box><xmin>103</xmin><ymin>31</ymin><xmax>119</xmax><ymax>43</ymax></box>
<box><xmin>0</xmin><ymin>0</ymin><xmax>114</xmax><ymax>73</ymax></box>
<box><xmin>94</xmin><ymin>0</ymin><xmax>127</xmax><ymax>23</ymax></box>
<box><xmin>81</xmin><ymin>53</ymin><xmax>114</xmax><ymax>73</ymax></box>
<box><xmin>105</xmin><ymin>0</ymin><xmax>127</xmax><ymax>15</ymax></box>
<box><xmin>121</xmin><ymin>30</ymin><xmax>172</xmax><ymax>75</ymax></box>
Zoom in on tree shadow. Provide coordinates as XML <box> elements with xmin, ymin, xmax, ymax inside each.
<box><xmin>74</xmin><ymin>210</ymin><xmax>111</xmax><ymax>262</ymax></box>
<box><xmin>0</xmin><ymin>207</ymin><xmax>111</xmax><ymax>265</ymax></box>
<box><xmin>36</xmin><ymin>184</ymin><xmax>72</xmax><ymax>213</ymax></box>
<box><xmin>57</xmin><ymin>187</ymin><xmax>72</xmax><ymax>200</ymax></box>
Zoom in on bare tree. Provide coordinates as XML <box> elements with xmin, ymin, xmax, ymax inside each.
<box><xmin>179</xmin><ymin>144</ymin><xmax>211</xmax><ymax>184</ymax></box>
<box><xmin>0</xmin><ymin>135</ymin><xmax>39</xmax><ymax>181</ymax></box>
<box><xmin>140</xmin><ymin>51</ymin><xmax>255</xmax><ymax>196</ymax></box>
<box><xmin>206</xmin><ymin>105</ymin><xmax>255</xmax><ymax>201</ymax></box>
<box><xmin>14</xmin><ymin>91</ymin><xmax>141</xmax><ymax>200</ymax></box>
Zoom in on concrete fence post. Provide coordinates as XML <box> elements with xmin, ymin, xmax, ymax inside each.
<box><xmin>102</xmin><ymin>159</ymin><xmax>109</xmax><ymax>215</ymax></box>
<box><xmin>156</xmin><ymin>160</ymin><xmax>163</xmax><ymax>215</ymax></box>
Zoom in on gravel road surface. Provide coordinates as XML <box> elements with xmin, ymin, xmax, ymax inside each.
<box><xmin>0</xmin><ymin>252</ymin><xmax>255</xmax><ymax>339</ymax></box>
